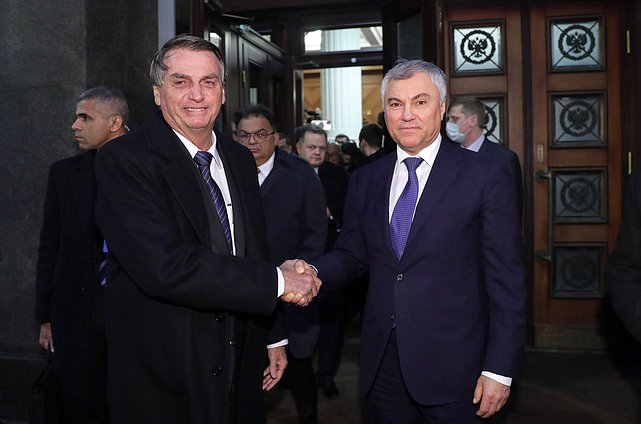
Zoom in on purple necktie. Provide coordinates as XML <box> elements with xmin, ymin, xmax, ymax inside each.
<box><xmin>194</xmin><ymin>151</ymin><xmax>232</xmax><ymax>253</ymax></box>
<box><xmin>390</xmin><ymin>157</ymin><xmax>423</xmax><ymax>260</ymax></box>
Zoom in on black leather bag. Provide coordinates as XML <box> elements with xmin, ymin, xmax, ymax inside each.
<box><xmin>29</xmin><ymin>355</ymin><xmax>62</xmax><ymax>424</ymax></box>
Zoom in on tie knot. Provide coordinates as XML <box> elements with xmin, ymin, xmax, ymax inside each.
<box><xmin>194</xmin><ymin>151</ymin><xmax>213</xmax><ymax>167</ymax></box>
<box><xmin>403</xmin><ymin>156</ymin><xmax>423</xmax><ymax>172</ymax></box>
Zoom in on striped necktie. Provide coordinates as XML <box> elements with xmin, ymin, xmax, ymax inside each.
<box><xmin>194</xmin><ymin>151</ymin><xmax>233</xmax><ymax>253</ymax></box>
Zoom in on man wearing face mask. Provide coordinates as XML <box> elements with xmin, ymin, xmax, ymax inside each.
<box><xmin>446</xmin><ymin>96</ymin><xmax>523</xmax><ymax>209</ymax></box>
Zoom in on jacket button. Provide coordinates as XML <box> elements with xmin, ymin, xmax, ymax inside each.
<box><xmin>229</xmin><ymin>339</ymin><xmax>237</xmax><ymax>347</ymax></box>
<box><xmin>212</xmin><ymin>365</ymin><xmax>223</xmax><ymax>376</ymax></box>
<box><xmin>396</xmin><ymin>274</ymin><xmax>403</xmax><ymax>282</ymax></box>
<box><xmin>215</xmin><ymin>313</ymin><xmax>224</xmax><ymax>322</ymax></box>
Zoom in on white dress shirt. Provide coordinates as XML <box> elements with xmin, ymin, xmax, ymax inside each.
<box><xmin>257</xmin><ymin>151</ymin><xmax>276</xmax><ymax>186</ymax></box>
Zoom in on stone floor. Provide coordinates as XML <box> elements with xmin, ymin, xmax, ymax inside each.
<box><xmin>265</xmin><ymin>324</ymin><xmax>641</xmax><ymax>424</ymax></box>
<box><xmin>4</xmin><ymin>320</ymin><xmax>641</xmax><ymax>423</ymax></box>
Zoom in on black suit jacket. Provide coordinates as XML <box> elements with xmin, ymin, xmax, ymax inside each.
<box><xmin>260</xmin><ymin>149</ymin><xmax>327</xmax><ymax>358</ymax></box>
<box><xmin>317</xmin><ymin>162</ymin><xmax>349</xmax><ymax>250</ymax></box>
<box><xmin>478</xmin><ymin>138</ymin><xmax>523</xmax><ymax>211</ymax></box>
<box><xmin>606</xmin><ymin>165</ymin><xmax>641</xmax><ymax>342</ymax></box>
<box><xmin>94</xmin><ymin>110</ymin><xmax>282</xmax><ymax>424</ymax></box>
<box><xmin>35</xmin><ymin>150</ymin><xmax>103</xmax><ymax>421</ymax></box>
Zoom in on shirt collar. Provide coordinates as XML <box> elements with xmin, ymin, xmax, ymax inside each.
<box><xmin>465</xmin><ymin>133</ymin><xmax>485</xmax><ymax>152</ymax></box>
<box><xmin>395</xmin><ymin>133</ymin><xmax>441</xmax><ymax>167</ymax></box>
<box><xmin>174</xmin><ymin>130</ymin><xmax>222</xmax><ymax>167</ymax></box>
<box><xmin>258</xmin><ymin>150</ymin><xmax>276</xmax><ymax>178</ymax></box>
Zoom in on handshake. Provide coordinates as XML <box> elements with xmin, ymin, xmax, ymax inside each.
<box><xmin>278</xmin><ymin>259</ymin><xmax>322</xmax><ymax>307</ymax></box>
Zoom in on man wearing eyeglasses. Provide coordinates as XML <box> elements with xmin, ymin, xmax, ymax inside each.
<box><xmin>235</xmin><ymin>104</ymin><xmax>327</xmax><ymax>424</ymax></box>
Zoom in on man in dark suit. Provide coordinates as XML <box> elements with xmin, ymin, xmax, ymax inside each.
<box><xmin>94</xmin><ymin>35</ymin><xmax>320</xmax><ymax>424</ymax></box>
<box><xmin>35</xmin><ymin>86</ymin><xmax>129</xmax><ymax>424</ymax></box>
<box><xmin>446</xmin><ymin>96</ymin><xmax>523</xmax><ymax>208</ymax></box>
<box><xmin>296</xmin><ymin>125</ymin><xmax>350</xmax><ymax>399</ymax></box>
<box><xmin>605</xmin><ymin>165</ymin><xmax>641</xmax><ymax>343</ymax></box>
<box><xmin>236</xmin><ymin>104</ymin><xmax>327</xmax><ymax>423</ymax></box>
<box><xmin>312</xmin><ymin>59</ymin><xmax>527</xmax><ymax>422</ymax></box>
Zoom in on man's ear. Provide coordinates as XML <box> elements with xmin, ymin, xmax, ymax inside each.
<box><xmin>109</xmin><ymin>115</ymin><xmax>124</xmax><ymax>133</ymax></box>
<box><xmin>153</xmin><ymin>85</ymin><xmax>161</xmax><ymax>106</ymax></box>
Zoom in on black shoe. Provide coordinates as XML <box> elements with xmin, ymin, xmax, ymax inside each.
<box><xmin>322</xmin><ymin>381</ymin><xmax>339</xmax><ymax>399</ymax></box>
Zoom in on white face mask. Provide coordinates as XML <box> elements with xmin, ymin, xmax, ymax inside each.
<box><xmin>446</xmin><ymin>121</ymin><xmax>469</xmax><ymax>144</ymax></box>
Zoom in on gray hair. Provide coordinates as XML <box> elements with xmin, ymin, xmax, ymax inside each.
<box><xmin>78</xmin><ymin>86</ymin><xmax>129</xmax><ymax>125</ymax></box>
<box><xmin>380</xmin><ymin>59</ymin><xmax>448</xmax><ymax>107</ymax></box>
<box><xmin>149</xmin><ymin>34</ymin><xmax>225</xmax><ymax>87</ymax></box>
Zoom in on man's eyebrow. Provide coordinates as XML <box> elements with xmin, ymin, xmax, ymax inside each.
<box><xmin>169</xmin><ymin>73</ymin><xmax>190</xmax><ymax>79</ymax></box>
<box><xmin>386</xmin><ymin>93</ymin><xmax>431</xmax><ymax>103</ymax></box>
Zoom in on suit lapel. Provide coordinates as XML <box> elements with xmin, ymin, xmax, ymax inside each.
<box><xmin>145</xmin><ymin>111</ymin><xmax>211</xmax><ymax>247</ymax></box>
<box><xmin>403</xmin><ymin>141</ymin><xmax>464</xmax><ymax>258</ymax></box>
<box><xmin>376</xmin><ymin>154</ymin><xmax>397</xmax><ymax>258</ymax></box>
<box><xmin>260</xmin><ymin>150</ymin><xmax>286</xmax><ymax>197</ymax></box>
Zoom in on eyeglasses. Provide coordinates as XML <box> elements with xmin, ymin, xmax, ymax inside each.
<box><xmin>237</xmin><ymin>130</ymin><xmax>276</xmax><ymax>144</ymax></box>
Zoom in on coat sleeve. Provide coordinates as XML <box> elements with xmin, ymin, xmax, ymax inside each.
<box><xmin>314</xmin><ymin>172</ymin><xmax>369</xmax><ymax>290</ymax></box>
<box><xmin>479</xmin><ymin>154</ymin><xmax>528</xmax><ymax>378</ymax></box>
<box><xmin>35</xmin><ymin>164</ymin><xmax>61</xmax><ymax>324</ymax></box>
<box><xmin>605</xmin><ymin>167</ymin><xmax>641</xmax><ymax>342</ymax></box>
<box><xmin>94</xmin><ymin>141</ymin><xmax>279</xmax><ymax>317</ymax></box>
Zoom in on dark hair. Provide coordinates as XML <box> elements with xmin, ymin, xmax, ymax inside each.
<box><xmin>340</xmin><ymin>142</ymin><xmax>365</xmax><ymax>173</ymax></box>
<box><xmin>295</xmin><ymin>124</ymin><xmax>327</xmax><ymax>144</ymax></box>
<box><xmin>358</xmin><ymin>124</ymin><xmax>383</xmax><ymax>149</ymax></box>
<box><xmin>150</xmin><ymin>34</ymin><xmax>225</xmax><ymax>87</ymax></box>
<box><xmin>78</xmin><ymin>86</ymin><xmax>129</xmax><ymax>125</ymax></box>
<box><xmin>448</xmin><ymin>96</ymin><xmax>488</xmax><ymax>128</ymax></box>
<box><xmin>234</xmin><ymin>104</ymin><xmax>278</xmax><ymax>131</ymax></box>
<box><xmin>334</xmin><ymin>134</ymin><xmax>350</xmax><ymax>143</ymax></box>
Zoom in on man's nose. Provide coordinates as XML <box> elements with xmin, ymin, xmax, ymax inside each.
<box><xmin>402</xmin><ymin>105</ymin><xmax>414</xmax><ymax>120</ymax></box>
<box><xmin>189</xmin><ymin>84</ymin><xmax>204</xmax><ymax>101</ymax></box>
<box><xmin>71</xmin><ymin>118</ymin><xmax>81</xmax><ymax>131</ymax></box>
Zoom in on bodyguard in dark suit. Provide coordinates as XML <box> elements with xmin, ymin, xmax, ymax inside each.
<box><xmin>236</xmin><ymin>104</ymin><xmax>327</xmax><ymax>423</ymax></box>
<box><xmin>312</xmin><ymin>60</ymin><xmax>527</xmax><ymax>422</ymax></box>
<box><xmin>605</xmin><ymin>165</ymin><xmax>641</xmax><ymax>343</ymax></box>
<box><xmin>93</xmin><ymin>35</ymin><xmax>320</xmax><ymax>424</ymax></box>
<box><xmin>446</xmin><ymin>96</ymin><xmax>523</xmax><ymax>208</ymax></box>
<box><xmin>35</xmin><ymin>86</ymin><xmax>129</xmax><ymax>424</ymax></box>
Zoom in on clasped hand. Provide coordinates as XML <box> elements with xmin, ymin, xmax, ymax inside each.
<box><xmin>278</xmin><ymin>259</ymin><xmax>321</xmax><ymax>307</ymax></box>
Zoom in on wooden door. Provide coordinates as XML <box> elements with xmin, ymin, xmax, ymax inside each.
<box><xmin>530</xmin><ymin>2</ymin><xmax>622</xmax><ymax>349</ymax></box>
<box><xmin>443</xmin><ymin>1</ymin><xmax>623</xmax><ymax>349</ymax></box>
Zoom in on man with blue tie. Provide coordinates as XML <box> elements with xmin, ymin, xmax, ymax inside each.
<box><xmin>312</xmin><ymin>59</ymin><xmax>527</xmax><ymax>422</ymax></box>
<box><xmin>94</xmin><ymin>35</ymin><xmax>320</xmax><ymax>424</ymax></box>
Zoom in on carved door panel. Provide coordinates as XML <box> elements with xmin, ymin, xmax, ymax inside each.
<box><xmin>530</xmin><ymin>3</ymin><xmax>621</xmax><ymax>348</ymax></box>
<box><xmin>443</xmin><ymin>2</ymin><xmax>622</xmax><ymax>349</ymax></box>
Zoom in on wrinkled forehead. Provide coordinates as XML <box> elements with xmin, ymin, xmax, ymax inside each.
<box><xmin>302</xmin><ymin>132</ymin><xmax>327</xmax><ymax>146</ymax></box>
<box><xmin>163</xmin><ymin>48</ymin><xmax>223</xmax><ymax>77</ymax></box>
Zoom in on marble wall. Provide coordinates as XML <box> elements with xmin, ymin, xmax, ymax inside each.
<box><xmin>0</xmin><ymin>0</ymin><xmax>158</xmax><ymax>418</ymax></box>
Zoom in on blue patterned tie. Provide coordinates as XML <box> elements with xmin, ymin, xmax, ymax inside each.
<box><xmin>390</xmin><ymin>157</ymin><xmax>423</xmax><ymax>260</ymax></box>
<box><xmin>194</xmin><ymin>151</ymin><xmax>233</xmax><ymax>253</ymax></box>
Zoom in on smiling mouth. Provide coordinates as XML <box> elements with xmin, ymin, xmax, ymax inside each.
<box><xmin>184</xmin><ymin>107</ymin><xmax>207</xmax><ymax>112</ymax></box>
